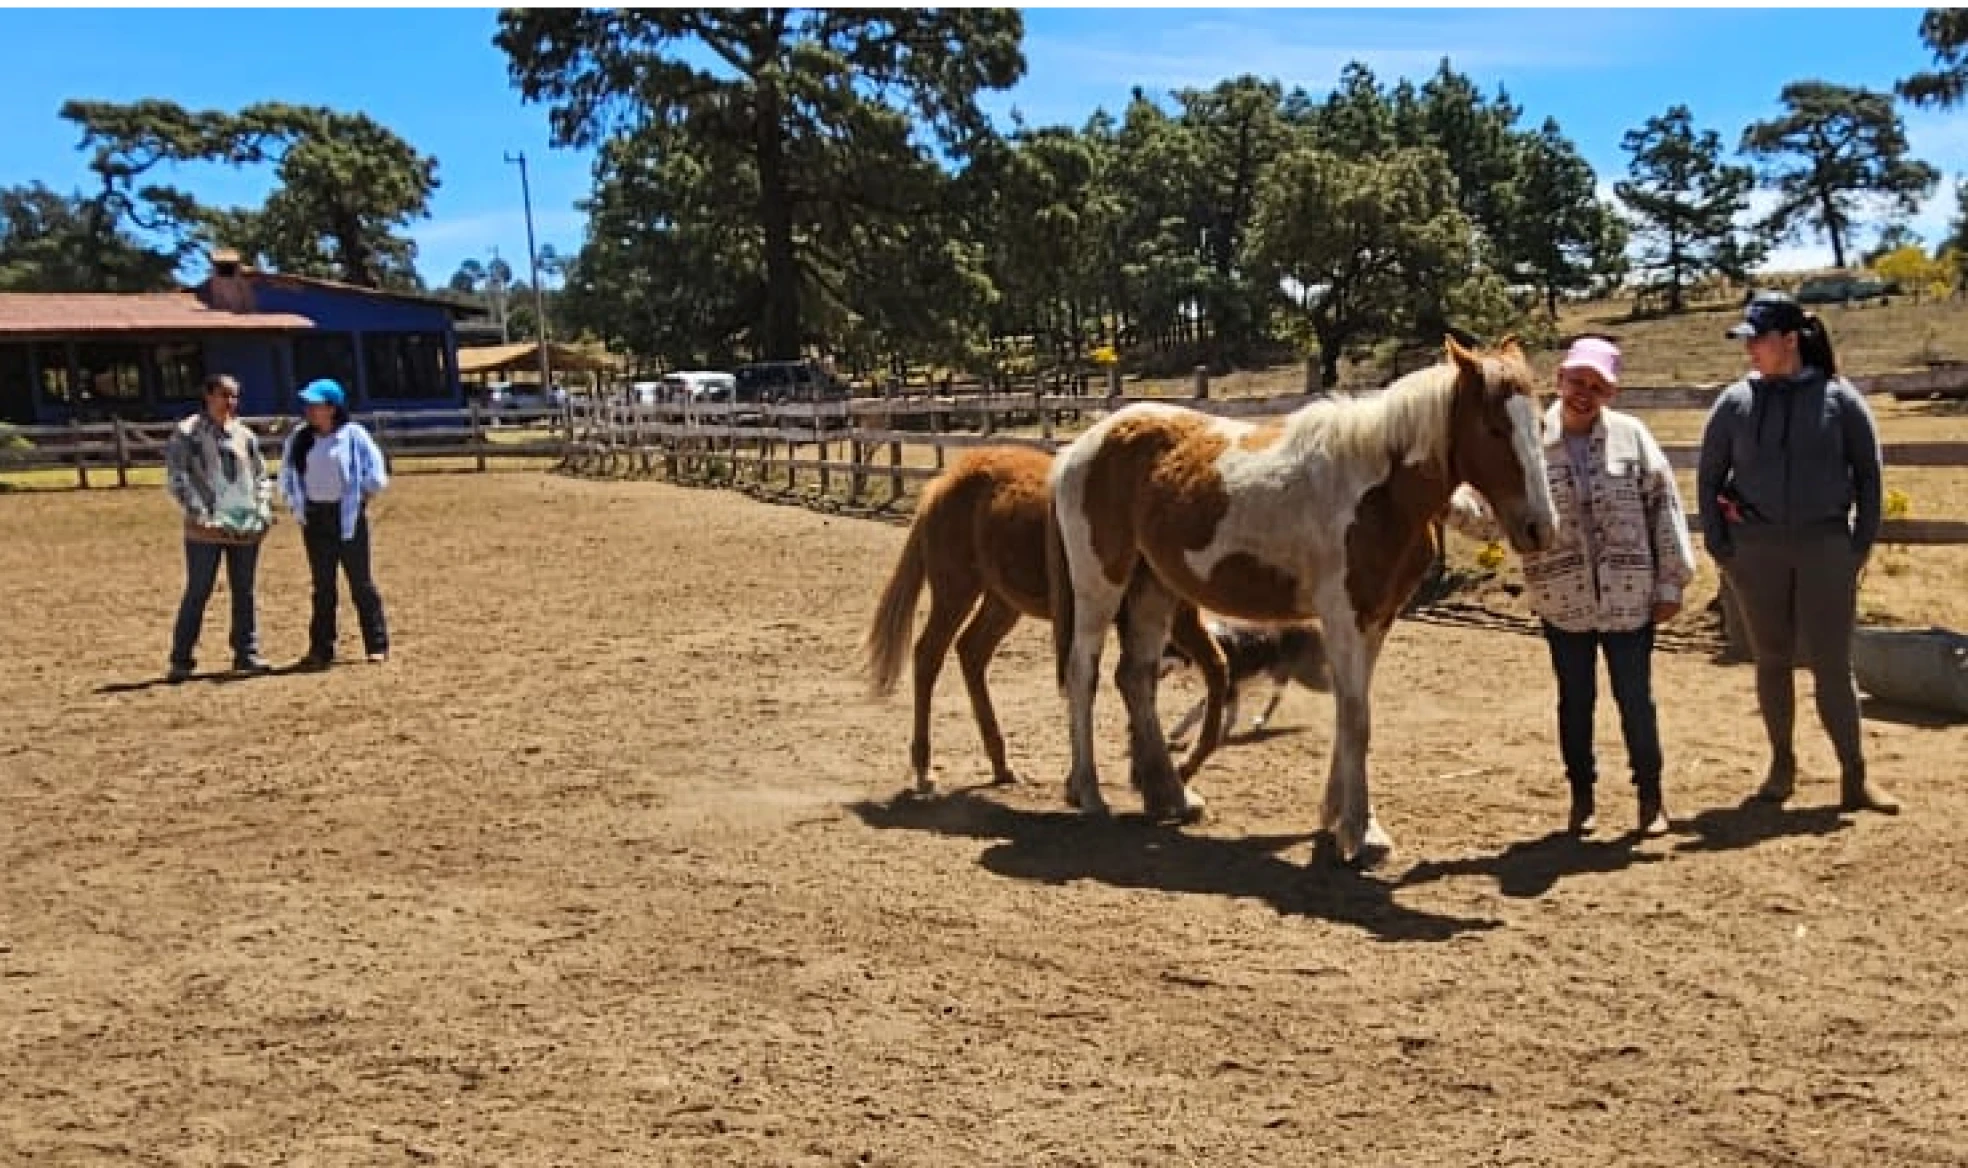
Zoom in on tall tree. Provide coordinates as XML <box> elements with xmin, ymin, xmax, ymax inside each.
<box><xmin>56</xmin><ymin>98</ymin><xmax>438</xmax><ymax>289</ymax></box>
<box><xmin>496</xmin><ymin>8</ymin><xmax>1023</xmax><ymax>361</ymax></box>
<box><xmin>1506</xmin><ymin>117</ymin><xmax>1629</xmax><ymax>317</ymax></box>
<box><xmin>1615</xmin><ymin>105</ymin><xmax>1760</xmax><ymax>312</ymax></box>
<box><xmin>1245</xmin><ymin>144</ymin><xmax>1473</xmax><ymax>386</ymax></box>
<box><xmin>1739</xmin><ymin>81</ymin><xmax>1938</xmax><ymax>270</ymax></box>
<box><xmin>1897</xmin><ymin>9</ymin><xmax>1968</xmax><ymax>109</ymax></box>
<box><xmin>0</xmin><ymin>182</ymin><xmax>179</xmax><ymax>292</ymax></box>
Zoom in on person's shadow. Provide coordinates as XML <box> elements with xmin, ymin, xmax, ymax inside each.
<box><xmin>848</xmin><ymin>787</ymin><xmax>1500</xmax><ymax>944</ymax></box>
<box><xmin>1670</xmin><ymin>797</ymin><xmax>1852</xmax><ymax>856</ymax></box>
<box><xmin>95</xmin><ymin>663</ymin><xmax>310</xmax><ymax>695</ymax></box>
<box><xmin>1399</xmin><ymin>830</ymin><xmax>1667</xmax><ymax>899</ymax></box>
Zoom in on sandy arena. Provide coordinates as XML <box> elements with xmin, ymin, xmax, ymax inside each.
<box><xmin>2</xmin><ymin>472</ymin><xmax>1964</xmax><ymax>1167</ymax></box>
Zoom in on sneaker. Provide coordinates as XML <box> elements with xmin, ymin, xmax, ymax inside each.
<box><xmin>166</xmin><ymin>663</ymin><xmax>194</xmax><ymax>684</ymax></box>
<box><xmin>1637</xmin><ymin>790</ymin><xmax>1670</xmax><ymax>838</ymax></box>
<box><xmin>1567</xmin><ymin>789</ymin><xmax>1598</xmax><ymax>836</ymax></box>
<box><xmin>294</xmin><ymin>655</ymin><xmax>332</xmax><ymax>673</ymax></box>
<box><xmin>233</xmin><ymin>656</ymin><xmax>272</xmax><ymax>675</ymax></box>
<box><xmin>366</xmin><ymin>651</ymin><xmax>388</xmax><ymax>665</ymax></box>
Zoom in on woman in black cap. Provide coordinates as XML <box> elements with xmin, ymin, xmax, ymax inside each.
<box><xmin>1696</xmin><ymin>290</ymin><xmax>1897</xmax><ymax>815</ymax></box>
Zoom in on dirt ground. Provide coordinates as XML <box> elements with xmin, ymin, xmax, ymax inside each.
<box><xmin>3</xmin><ymin>472</ymin><xmax>1965</xmax><ymax>1168</ymax></box>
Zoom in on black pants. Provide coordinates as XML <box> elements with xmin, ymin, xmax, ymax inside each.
<box><xmin>1542</xmin><ymin>621</ymin><xmax>1663</xmax><ymax>796</ymax></box>
<box><xmin>303</xmin><ymin>501</ymin><xmax>389</xmax><ymax>660</ymax></box>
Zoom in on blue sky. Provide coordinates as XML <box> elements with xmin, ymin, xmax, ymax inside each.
<box><xmin>1</xmin><ymin>6</ymin><xmax>1960</xmax><ymax>286</ymax></box>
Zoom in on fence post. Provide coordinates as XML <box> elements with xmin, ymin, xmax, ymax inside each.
<box><xmin>1305</xmin><ymin>355</ymin><xmax>1321</xmax><ymax>394</ymax></box>
<box><xmin>1192</xmin><ymin>365</ymin><xmax>1210</xmax><ymax>400</ymax></box>
<box><xmin>112</xmin><ymin>417</ymin><xmax>130</xmax><ymax>488</ymax></box>
<box><xmin>469</xmin><ymin>401</ymin><xmax>487</xmax><ymax>473</ymax></box>
<box><xmin>71</xmin><ymin>418</ymin><xmax>89</xmax><ymax>489</ymax></box>
<box><xmin>1106</xmin><ymin>365</ymin><xmax>1122</xmax><ymax>400</ymax></box>
<box><xmin>928</xmin><ymin>394</ymin><xmax>946</xmax><ymax>470</ymax></box>
<box><xmin>849</xmin><ymin>435</ymin><xmax>866</xmax><ymax>504</ymax></box>
<box><xmin>1038</xmin><ymin>380</ymin><xmax>1053</xmax><ymax>442</ymax></box>
<box><xmin>888</xmin><ymin>435</ymin><xmax>903</xmax><ymax>502</ymax></box>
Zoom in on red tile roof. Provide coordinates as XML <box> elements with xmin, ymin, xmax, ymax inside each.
<box><xmin>0</xmin><ymin>292</ymin><xmax>314</xmax><ymax>335</ymax></box>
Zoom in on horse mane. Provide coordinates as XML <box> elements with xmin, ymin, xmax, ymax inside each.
<box><xmin>1282</xmin><ymin>360</ymin><xmax>1461</xmax><ymax>472</ymax></box>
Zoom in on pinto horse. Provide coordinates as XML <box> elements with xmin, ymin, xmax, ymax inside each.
<box><xmin>864</xmin><ymin>446</ymin><xmax>1235</xmax><ymax>795</ymax></box>
<box><xmin>1045</xmin><ymin>335</ymin><xmax>1558</xmax><ymax>865</ymax></box>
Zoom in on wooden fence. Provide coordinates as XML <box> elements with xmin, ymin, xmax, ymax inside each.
<box><xmin>561</xmin><ymin>374</ymin><xmax>1968</xmax><ymax>546</ymax></box>
<box><xmin>6</xmin><ymin>366</ymin><xmax>1965</xmax><ymax>545</ymax></box>
<box><xmin>0</xmin><ymin>405</ymin><xmax>568</xmax><ymax>488</ymax></box>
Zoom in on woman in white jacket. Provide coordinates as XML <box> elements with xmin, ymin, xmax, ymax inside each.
<box><xmin>1449</xmin><ymin>337</ymin><xmax>1695</xmax><ymax>838</ymax></box>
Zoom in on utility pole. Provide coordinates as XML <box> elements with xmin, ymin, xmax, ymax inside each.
<box><xmin>504</xmin><ymin>150</ymin><xmax>552</xmax><ymax>395</ymax></box>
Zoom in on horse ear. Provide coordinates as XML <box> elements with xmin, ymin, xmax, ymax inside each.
<box><xmin>1444</xmin><ymin>332</ymin><xmax>1481</xmax><ymax>374</ymax></box>
<box><xmin>1494</xmin><ymin>333</ymin><xmax>1526</xmax><ymax>360</ymax></box>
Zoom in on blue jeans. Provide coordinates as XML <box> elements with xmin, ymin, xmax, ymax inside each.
<box><xmin>1541</xmin><ymin>621</ymin><xmax>1663</xmax><ymax>796</ymax></box>
<box><xmin>170</xmin><ymin>539</ymin><xmax>262</xmax><ymax>670</ymax></box>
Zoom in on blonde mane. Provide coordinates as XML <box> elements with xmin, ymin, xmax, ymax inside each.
<box><xmin>1280</xmin><ymin>359</ymin><xmax>1462</xmax><ymax>471</ymax></box>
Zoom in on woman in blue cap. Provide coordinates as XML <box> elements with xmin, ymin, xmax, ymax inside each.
<box><xmin>1697</xmin><ymin>290</ymin><xmax>1897</xmax><ymax>815</ymax></box>
<box><xmin>279</xmin><ymin>378</ymin><xmax>392</xmax><ymax>667</ymax></box>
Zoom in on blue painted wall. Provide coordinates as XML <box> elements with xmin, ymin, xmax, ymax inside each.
<box><xmin>204</xmin><ymin>334</ymin><xmax>290</xmax><ymax>417</ymax></box>
<box><xmin>11</xmin><ymin>276</ymin><xmax>465</xmax><ymax>423</ymax></box>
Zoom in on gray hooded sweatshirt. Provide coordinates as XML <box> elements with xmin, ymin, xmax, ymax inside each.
<box><xmin>1695</xmin><ymin>366</ymin><xmax>1882</xmax><ymax>561</ymax></box>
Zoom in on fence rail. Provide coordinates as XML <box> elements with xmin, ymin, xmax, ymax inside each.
<box><xmin>0</xmin><ymin>405</ymin><xmax>568</xmax><ymax>487</ymax></box>
<box><xmin>6</xmin><ymin>371</ymin><xmax>1966</xmax><ymax>544</ymax></box>
<box><xmin>560</xmin><ymin>380</ymin><xmax>1968</xmax><ymax>546</ymax></box>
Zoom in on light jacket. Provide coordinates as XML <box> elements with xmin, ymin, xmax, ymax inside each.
<box><xmin>1448</xmin><ymin>403</ymin><xmax>1695</xmax><ymax>634</ymax></box>
<box><xmin>163</xmin><ymin>411</ymin><xmax>273</xmax><ymax>544</ymax></box>
<box><xmin>280</xmin><ymin>421</ymin><xmax>390</xmax><ymax>540</ymax></box>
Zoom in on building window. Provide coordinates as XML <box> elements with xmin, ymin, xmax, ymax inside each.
<box><xmin>0</xmin><ymin>344</ymin><xmax>32</xmax><ymax>424</ymax></box>
<box><xmin>293</xmin><ymin>333</ymin><xmax>358</xmax><ymax>403</ymax></box>
<box><xmin>363</xmin><ymin>332</ymin><xmax>449</xmax><ymax>401</ymax></box>
<box><xmin>152</xmin><ymin>342</ymin><xmax>206</xmax><ymax>402</ymax></box>
<box><xmin>35</xmin><ymin>342</ymin><xmax>71</xmax><ymax>405</ymax></box>
<box><xmin>75</xmin><ymin>342</ymin><xmax>145</xmax><ymax>405</ymax></box>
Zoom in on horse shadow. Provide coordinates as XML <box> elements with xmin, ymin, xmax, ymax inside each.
<box><xmin>848</xmin><ymin>787</ymin><xmax>1500</xmax><ymax>944</ymax></box>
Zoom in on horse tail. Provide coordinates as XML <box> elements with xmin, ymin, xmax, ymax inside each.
<box><xmin>1046</xmin><ymin>483</ymin><xmax>1075</xmax><ymax>694</ymax></box>
<box><xmin>864</xmin><ymin>505</ymin><xmax>932</xmax><ymax>698</ymax></box>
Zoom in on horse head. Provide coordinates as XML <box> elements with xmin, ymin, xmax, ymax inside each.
<box><xmin>1444</xmin><ymin>333</ymin><xmax>1558</xmax><ymax>555</ymax></box>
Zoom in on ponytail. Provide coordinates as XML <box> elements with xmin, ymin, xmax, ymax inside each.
<box><xmin>1798</xmin><ymin>312</ymin><xmax>1838</xmax><ymax>377</ymax></box>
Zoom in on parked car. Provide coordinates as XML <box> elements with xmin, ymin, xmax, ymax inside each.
<box><xmin>665</xmin><ymin>370</ymin><xmax>739</xmax><ymax>407</ymax></box>
<box><xmin>1795</xmin><ymin>273</ymin><xmax>1897</xmax><ymax>306</ymax></box>
<box><xmin>487</xmin><ymin>382</ymin><xmax>568</xmax><ymax>413</ymax></box>
<box><xmin>733</xmin><ymin>360</ymin><xmax>849</xmax><ymax>428</ymax></box>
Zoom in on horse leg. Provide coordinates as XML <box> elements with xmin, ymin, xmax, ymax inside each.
<box><xmin>954</xmin><ymin>593</ymin><xmax>1022</xmax><ymax>787</ymax></box>
<box><xmin>1253</xmin><ymin>678</ymin><xmax>1286</xmax><ymax>731</ymax></box>
<box><xmin>908</xmin><ymin>590</ymin><xmax>976</xmax><ymax>795</ymax></box>
<box><xmin>1168</xmin><ymin>607</ymin><xmax>1229</xmax><ymax>782</ymax></box>
<box><xmin>1315</xmin><ymin>612</ymin><xmax>1393</xmax><ymax>867</ymax></box>
<box><xmin>1117</xmin><ymin>575</ymin><xmax>1204</xmax><ymax>823</ymax></box>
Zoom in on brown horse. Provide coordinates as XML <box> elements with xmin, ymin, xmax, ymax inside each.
<box><xmin>1045</xmin><ymin>336</ymin><xmax>1558</xmax><ymax>864</ymax></box>
<box><xmin>865</xmin><ymin>445</ymin><xmax>1233</xmax><ymax>795</ymax></box>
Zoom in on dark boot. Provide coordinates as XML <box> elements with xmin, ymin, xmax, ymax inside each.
<box><xmin>1840</xmin><ymin>764</ymin><xmax>1901</xmax><ymax>816</ymax></box>
<box><xmin>1752</xmin><ymin>752</ymin><xmax>1796</xmax><ymax>804</ymax></box>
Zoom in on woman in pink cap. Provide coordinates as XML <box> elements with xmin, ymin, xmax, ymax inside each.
<box><xmin>1449</xmin><ymin>335</ymin><xmax>1694</xmax><ymax>838</ymax></box>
